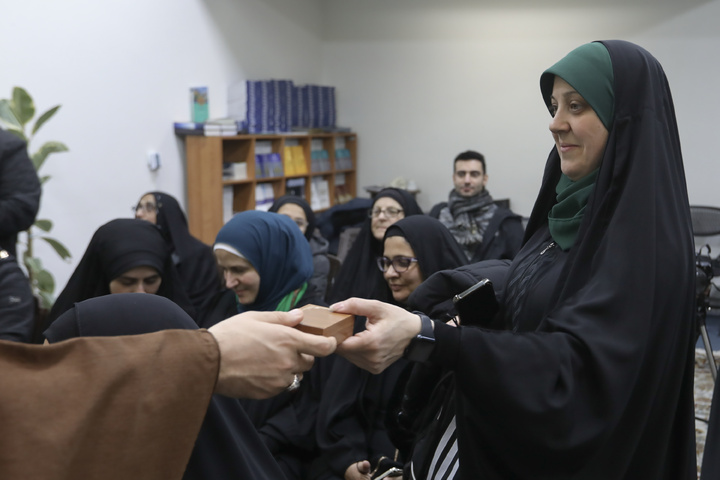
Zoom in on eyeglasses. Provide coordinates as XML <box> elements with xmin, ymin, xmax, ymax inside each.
<box><xmin>368</xmin><ymin>207</ymin><xmax>404</xmax><ymax>219</ymax></box>
<box><xmin>377</xmin><ymin>255</ymin><xmax>418</xmax><ymax>273</ymax></box>
<box><xmin>132</xmin><ymin>202</ymin><xmax>158</xmax><ymax>214</ymax></box>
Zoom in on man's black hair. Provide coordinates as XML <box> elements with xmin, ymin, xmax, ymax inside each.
<box><xmin>453</xmin><ymin>150</ymin><xmax>486</xmax><ymax>174</ymax></box>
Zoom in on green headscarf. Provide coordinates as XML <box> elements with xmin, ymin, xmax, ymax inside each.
<box><xmin>548</xmin><ymin>171</ymin><xmax>598</xmax><ymax>250</ymax></box>
<box><xmin>541</xmin><ymin>42</ymin><xmax>614</xmax><ymax>250</ymax></box>
<box><xmin>540</xmin><ymin>42</ymin><xmax>614</xmax><ymax>130</ymax></box>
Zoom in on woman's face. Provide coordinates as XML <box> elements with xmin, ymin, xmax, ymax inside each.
<box><xmin>277</xmin><ymin>203</ymin><xmax>309</xmax><ymax>235</ymax></box>
<box><xmin>549</xmin><ymin>76</ymin><xmax>609</xmax><ymax>181</ymax></box>
<box><xmin>214</xmin><ymin>249</ymin><xmax>261</xmax><ymax>305</ymax></box>
<box><xmin>109</xmin><ymin>266</ymin><xmax>162</xmax><ymax>294</ymax></box>
<box><xmin>371</xmin><ymin>197</ymin><xmax>405</xmax><ymax>241</ymax></box>
<box><xmin>382</xmin><ymin>236</ymin><xmax>423</xmax><ymax>304</ymax></box>
<box><xmin>134</xmin><ymin>194</ymin><xmax>158</xmax><ymax>225</ymax></box>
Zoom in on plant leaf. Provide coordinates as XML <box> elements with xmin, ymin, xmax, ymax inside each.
<box><xmin>32</xmin><ymin>141</ymin><xmax>69</xmax><ymax>171</ymax></box>
<box><xmin>35</xmin><ymin>269</ymin><xmax>55</xmax><ymax>293</ymax></box>
<box><xmin>34</xmin><ymin>219</ymin><xmax>52</xmax><ymax>232</ymax></box>
<box><xmin>0</xmin><ymin>99</ymin><xmax>22</xmax><ymax>130</ymax></box>
<box><xmin>40</xmin><ymin>236</ymin><xmax>72</xmax><ymax>260</ymax></box>
<box><xmin>24</xmin><ymin>256</ymin><xmax>43</xmax><ymax>274</ymax></box>
<box><xmin>32</xmin><ymin>105</ymin><xmax>61</xmax><ymax>136</ymax></box>
<box><xmin>39</xmin><ymin>174</ymin><xmax>51</xmax><ymax>185</ymax></box>
<box><xmin>11</xmin><ymin>87</ymin><xmax>34</xmax><ymax>126</ymax></box>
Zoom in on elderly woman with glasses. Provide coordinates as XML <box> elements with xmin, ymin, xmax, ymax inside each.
<box><xmin>327</xmin><ymin>188</ymin><xmax>423</xmax><ymax>305</ymax></box>
<box><xmin>310</xmin><ymin>216</ymin><xmax>466</xmax><ymax>480</ymax></box>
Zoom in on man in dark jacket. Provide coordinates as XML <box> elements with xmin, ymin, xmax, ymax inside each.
<box><xmin>0</xmin><ymin>249</ymin><xmax>35</xmax><ymax>342</ymax></box>
<box><xmin>429</xmin><ymin>150</ymin><xmax>523</xmax><ymax>263</ymax></box>
<box><xmin>0</xmin><ymin>129</ymin><xmax>41</xmax><ymax>258</ymax></box>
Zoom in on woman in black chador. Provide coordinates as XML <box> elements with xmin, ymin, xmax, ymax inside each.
<box><xmin>332</xmin><ymin>40</ymin><xmax>697</xmax><ymax>479</ymax></box>
<box><xmin>134</xmin><ymin>191</ymin><xmax>222</xmax><ymax>316</ymax></box>
<box><xmin>311</xmin><ymin>216</ymin><xmax>466</xmax><ymax>480</ymax></box>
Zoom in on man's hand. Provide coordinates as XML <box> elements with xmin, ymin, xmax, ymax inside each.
<box><xmin>331</xmin><ymin>298</ymin><xmax>421</xmax><ymax>374</ymax></box>
<box><xmin>345</xmin><ymin>460</ymin><xmax>371</xmax><ymax>480</ymax></box>
<box><xmin>208</xmin><ymin>309</ymin><xmax>337</xmax><ymax>398</ymax></box>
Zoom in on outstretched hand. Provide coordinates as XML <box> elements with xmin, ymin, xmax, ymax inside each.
<box><xmin>208</xmin><ymin>309</ymin><xmax>337</xmax><ymax>398</ymax></box>
<box><xmin>331</xmin><ymin>298</ymin><xmax>421</xmax><ymax>374</ymax></box>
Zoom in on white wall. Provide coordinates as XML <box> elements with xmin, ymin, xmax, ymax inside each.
<box><xmin>3</xmin><ymin>0</ymin><xmax>719</xmax><ymax>301</ymax></box>
<box><xmin>321</xmin><ymin>0</ymin><xmax>720</xmax><ymax>217</ymax></box>
<box><xmin>1</xmin><ymin>0</ymin><xmax>324</xmax><ymax>293</ymax></box>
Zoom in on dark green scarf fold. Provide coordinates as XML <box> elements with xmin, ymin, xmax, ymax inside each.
<box><xmin>548</xmin><ymin>170</ymin><xmax>598</xmax><ymax>250</ymax></box>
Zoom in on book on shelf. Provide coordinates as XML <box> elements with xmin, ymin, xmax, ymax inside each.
<box><xmin>174</xmin><ymin>122</ymin><xmax>205</xmax><ymax>136</ymax></box>
<box><xmin>286</xmin><ymin>177</ymin><xmax>306</xmax><ymax>198</ymax></box>
<box><xmin>311</xmin><ymin>149</ymin><xmax>330</xmax><ymax>172</ymax></box>
<box><xmin>173</xmin><ymin>120</ymin><xmax>239</xmax><ymax>136</ymax></box>
<box><xmin>204</xmin><ymin>119</ymin><xmax>238</xmax><ymax>136</ymax></box>
<box><xmin>283</xmin><ymin>146</ymin><xmax>296</xmax><ymax>176</ymax></box>
<box><xmin>223</xmin><ymin>162</ymin><xmax>247</xmax><ymax>180</ymax></box>
<box><xmin>265</xmin><ymin>153</ymin><xmax>284</xmax><ymax>177</ymax></box>
<box><xmin>255</xmin><ymin>183</ymin><xmax>275</xmax><ymax>211</ymax></box>
<box><xmin>190</xmin><ymin>87</ymin><xmax>209</xmax><ymax>123</ymax></box>
<box><xmin>255</xmin><ymin>154</ymin><xmax>267</xmax><ymax>178</ymax></box>
<box><xmin>311</xmin><ymin>177</ymin><xmax>331</xmax><ymax>210</ymax></box>
<box><xmin>291</xmin><ymin>145</ymin><xmax>307</xmax><ymax>174</ymax></box>
<box><xmin>223</xmin><ymin>186</ymin><xmax>235</xmax><ymax>223</ymax></box>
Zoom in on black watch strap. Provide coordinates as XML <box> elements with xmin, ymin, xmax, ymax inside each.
<box><xmin>403</xmin><ymin>315</ymin><xmax>436</xmax><ymax>363</ymax></box>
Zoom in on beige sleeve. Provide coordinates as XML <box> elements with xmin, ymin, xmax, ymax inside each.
<box><xmin>0</xmin><ymin>329</ymin><xmax>219</xmax><ymax>480</ymax></box>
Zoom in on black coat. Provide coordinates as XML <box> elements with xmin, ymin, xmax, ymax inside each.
<box><xmin>0</xmin><ymin>130</ymin><xmax>41</xmax><ymax>258</ymax></box>
<box><xmin>429</xmin><ymin>201</ymin><xmax>524</xmax><ymax>262</ymax></box>
<box><xmin>0</xmin><ymin>251</ymin><xmax>35</xmax><ymax>342</ymax></box>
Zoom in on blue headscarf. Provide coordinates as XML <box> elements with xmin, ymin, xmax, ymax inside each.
<box><xmin>214</xmin><ymin>210</ymin><xmax>313</xmax><ymax>312</ymax></box>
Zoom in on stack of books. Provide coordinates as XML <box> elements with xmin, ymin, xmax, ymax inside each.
<box><xmin>173</xmin><ymin>119</ymin><xmax>239</xmax><ymax>136</ymax></box>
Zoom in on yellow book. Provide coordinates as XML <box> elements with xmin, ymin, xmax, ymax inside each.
<box><xmin>283</xmin><ymin>146</ymin><xmax>296</xmax><ymax>176</ymax></box>
<box><xmin>292</xmin><ymin>145</ymin><xmax>307</xmax><ymax>174</ymax></box>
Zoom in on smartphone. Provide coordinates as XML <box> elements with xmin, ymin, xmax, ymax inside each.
<box><xmin>373</xmin><ymin>467</ymin><xmax>404</xmax><ymax>479</ymax></box>
<box><xmin>452</xmin><ymin>278</ymin><xmax>498</xmax><ymax>326</ymax></box>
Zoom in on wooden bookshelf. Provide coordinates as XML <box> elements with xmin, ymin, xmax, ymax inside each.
<box><xmin>184</xmin><ymin>132</ymin><xmax>357</xmax><ymax>244</ymax></box>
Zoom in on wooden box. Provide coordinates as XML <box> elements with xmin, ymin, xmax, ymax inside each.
<box><xmin>297</xmin><ymin>304</ymin><xmax>354</xmax><ymax>343</ymax></box>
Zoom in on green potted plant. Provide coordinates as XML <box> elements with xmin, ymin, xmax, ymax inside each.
<box><xmin>0</xmin><ymin>86</ymin><xmax>71</xmax><ymax>309</ymax></box>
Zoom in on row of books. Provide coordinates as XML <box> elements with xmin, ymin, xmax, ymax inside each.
<box><xmin>335</xmin><ymin>148</ymin><xmax>353</xmax><ymax>170</ymax></box>
<box><xmin>311</xmin><ymin>150</ymin><xmax>331</xmax><ymax>172</ymax></box>
<box><xmin>283</xmin><ymin>145</ymin><xmax>308</xmax><ymax>176</ymax></box>
<box><xmin>228</xmin><ymin>79</ymin><xmax>337</xmax><ymax>134</ymax></box>
<box><xmin>222</xmin><ymin>178</ymin><xmax>343</xmax><ymax>218</ymax></box>
<box><xmin>256</xmin><ymin>153</ymin><xmax>283</xmax><ymax>178</ymax></box>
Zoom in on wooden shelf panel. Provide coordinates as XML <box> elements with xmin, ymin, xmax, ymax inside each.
<box><xmin>184</xmin><ymin>132</ymin><xmax>357</xmax><ymax>243</ymax></box>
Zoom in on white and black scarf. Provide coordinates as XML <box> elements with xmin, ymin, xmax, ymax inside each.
<box><xmin>438</xmin><ymin>190</ymin><xmax>497</xmax><ymax>260</ymax></box>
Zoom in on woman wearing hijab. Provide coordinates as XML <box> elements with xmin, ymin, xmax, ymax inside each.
<box><xmin>134</xmin><ymin>191</ymin><xmax>222</xmax><ymax>316</ymax></box>
<box><xmin>45</xmin><ymin>218</ymin><xmax>195</xmax><ymax>328</ymax></box>
<box><xmin>269</xmin><ymin>195</ymin><xmax>332</xmax><ymax>300</ymax></box>
<box><xmin>327</xmin><ymin>188</ymin><xmax>423</xmax><ymax>305</ymax></box>
<box><xmin>332</xmin><ymin>40</ymin><xmax>697</xmax><ymax>479</ymax></box>
<box><xmin>201</xmin><ymin>209</ymin><xmax>329</xmax><ymax>480</ymax></box>
<box><xmin>311</xmin><ymin>216</ymin><xmax>466</xmax><ymax>480</ymax></box>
